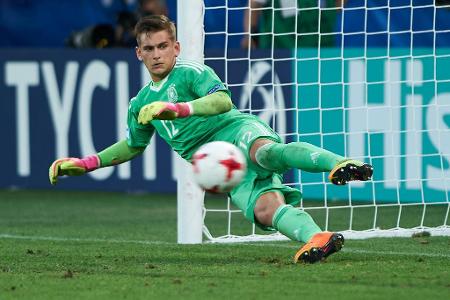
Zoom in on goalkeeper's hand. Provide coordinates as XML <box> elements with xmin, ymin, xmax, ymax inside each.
<box><xmin>49</xmin><ymin>155</ymin><xmax>100</xmax><ymax>185</ymax></box>
<box><xmin>138</xmin><ymin>101</ymin><xmax>192</xmax><ymax>125</ymax></box>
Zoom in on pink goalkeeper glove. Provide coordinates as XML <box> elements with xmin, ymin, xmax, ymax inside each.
<box><xmin>138</xmin><ymin>101</ymin><xmax>193</xmax><ymax>125</ymax></box>
<box><xmin>49</xmin><ymin>155</ymin><xmax>100</xmax><ymax>185</ymax></box>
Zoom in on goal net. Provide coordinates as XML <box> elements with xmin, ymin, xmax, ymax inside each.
<box><xmin>183</xmin><ymin>0</ymin><xmax>450</xmax><ymax>242</ymax></box>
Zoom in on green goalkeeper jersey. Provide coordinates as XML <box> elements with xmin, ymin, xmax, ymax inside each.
<box><xmin>127</xmin><ymin>59</ymin><xmax>255</xmax><ymax>160</ymax></box>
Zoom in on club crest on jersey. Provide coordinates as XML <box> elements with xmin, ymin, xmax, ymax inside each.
<box><xmin>167</xmin><ymin>84</ymin><xmax>178</xmax><ymax>103</ymax></box>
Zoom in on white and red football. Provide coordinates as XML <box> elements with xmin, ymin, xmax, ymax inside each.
<box><xmin>192</xmin><ymin>141</ymin><xmax>247</xmax><ymax>193</ymax></box>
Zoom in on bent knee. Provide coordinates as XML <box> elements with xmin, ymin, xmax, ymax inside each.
<box><xmin>254</xmin><ymin>207</ymin><xmax>275</xmax><ymax>226</ymax></box>
<box><xmin>254</xmin><ymin>192</ymin><xmax>285</xmax><ymax>226</ymax></box>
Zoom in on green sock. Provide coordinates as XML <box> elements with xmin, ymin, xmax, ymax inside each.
<box><xmin>272</xmin><ymin>205</ymin><xmax>322</xmax><ymax>243</ymax></box>
<box><xmin>255</xmin><ymin>142</ymin><xmax>345</xmax><ymax>173</ymax></box>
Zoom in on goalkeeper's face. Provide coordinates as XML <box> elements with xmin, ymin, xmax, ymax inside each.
<box><xmin>136</xmin><ymin>30</ymin><xmax>180</xmax><ymax>82</ymax></box>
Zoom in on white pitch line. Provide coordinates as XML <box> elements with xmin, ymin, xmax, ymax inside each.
<box><xmin>228</xmin><ymin>242</ymin><xmax>450</xmax><ymax>258</ymax></box>
<box><xmin>0</xmin><ymin>234</ymin><xmax>170</xmax><ymax>246</ymax></box>
<box><xmin>341</xmin><ymin>248</ymin><xmax>450</xmax><ymax>259</ymax></box>
<box><xmin>1</xmin><ymin>234</ymin><xmax>449</xmax><ymax>259</ymax></box>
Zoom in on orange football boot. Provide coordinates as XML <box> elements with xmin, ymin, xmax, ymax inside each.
<box><xmin>294</xmin><ymin>232</ymin><xmax>344</xmax><ymax>264</ymax></box>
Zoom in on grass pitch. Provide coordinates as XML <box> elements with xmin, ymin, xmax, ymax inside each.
<box><xmin>0</xmin><ymin>190</ymin><xmax>449</xmax><ymax>300</ymax></box>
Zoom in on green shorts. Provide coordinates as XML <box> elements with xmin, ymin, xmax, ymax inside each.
<box><xmin>212</xmin><ymin>117</ymin><xmax>303</xmax><ymax>231</ymax></box>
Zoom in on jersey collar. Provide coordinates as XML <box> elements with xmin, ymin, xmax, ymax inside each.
<box><xmin>148</xmin><ymin>61</ymin><xmax>177</xmax><ymax>92</ymax></box>
<box><xmin>148</xmin><ymin>75</ymin><xmax>169</xmax><ymax>92</ymax></box>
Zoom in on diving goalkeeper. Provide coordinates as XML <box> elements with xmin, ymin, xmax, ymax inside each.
<box><xmin>49</xmin><ymin>15</ymin><xmax>373</xmax><ymax>264</ymax></box>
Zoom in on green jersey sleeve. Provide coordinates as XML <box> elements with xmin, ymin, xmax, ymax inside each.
<box><xmin>126</xmin><ymin>96</ymin><xmax>154</xmax><ymax>148</ymax></box>
<box><xmin>194</xmin><ymin>65</ymin><xmax>230</xmax><ymax>97</ymax></box>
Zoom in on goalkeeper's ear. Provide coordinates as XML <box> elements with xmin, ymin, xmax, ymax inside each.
<box><xmin>174</xmin><ymin>41</ymin><xmax>181</xmax><ymax>56</ymax></box>
<box><xmin>135</xmin><ymin>46</ymin><xmax>143</xmax><ymax>61</ymax></box>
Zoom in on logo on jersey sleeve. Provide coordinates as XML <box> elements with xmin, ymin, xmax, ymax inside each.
<box><xmin>167</xmin><ymin>83</ymin><xmax>178</xmax><ymax>103</ymax></box>
<box><xmin>207</xmin><ymin>83</ymin><xmax>224</xmax><ymax>95</ymax></box>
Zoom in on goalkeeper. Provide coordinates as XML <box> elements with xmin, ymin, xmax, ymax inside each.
<box><xmin>49</xmin><ymin>15</ymin><xmax>373</xmax><ymax>264</ymax></box>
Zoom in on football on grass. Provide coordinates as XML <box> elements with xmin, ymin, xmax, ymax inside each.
<box><xmin>192</xmin><ymin>141</ymin><xmax>247</xmax><ymax>193</ymax></box>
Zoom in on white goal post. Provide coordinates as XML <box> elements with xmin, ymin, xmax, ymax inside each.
<box><xmin>177</xmin><ymin>0</ymin><xmax>450</xmax><ymax>244</ymax></box>
<box><xmin>176</xmin><ymin>0</ymin><xmax>205</xmax><ymax>244</ymax></box>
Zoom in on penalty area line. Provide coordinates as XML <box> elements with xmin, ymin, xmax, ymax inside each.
<box><xmin>236</xmin><ymin>242</ymin><xmax>450</xmax><ymax>259</ymax></box>
<box><xmin>2</xmin><ymin>234</ymin><xmax>449</xmax><ymax>259</ymax></box>
<box><xmin>341</xmin><ymin>248</ymin><xmax>450</xmax><ymax>259</ymax></box>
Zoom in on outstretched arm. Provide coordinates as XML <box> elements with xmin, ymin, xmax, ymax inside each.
<box><xmin>137</xmin><ymin>91</ymin><xmax>232</xmax><ymax>125</ymax></box>
<box><xmin>97</xmin><ymin>139</ymin><xmax>145</xmax><ymax>167</ymax></box>
<box><xmin>190</xmin><ymin>90</ymin><xmax>233</xmax><ymax>115</ymax></box>
<box><xmin>49</xmin><ymin>140</ymin><xmax>145</xmax><ymax>185</ymax></box>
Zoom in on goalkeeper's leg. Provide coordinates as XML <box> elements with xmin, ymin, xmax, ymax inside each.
<box><xmin>253</xmin><ymin>139</ymin><xmax>373</xmax><ymax>185</ymax></box>
<box><xmin>254</xmin><ymin>191</ymin><xmax>344</xmax><ymax>264</ymax></box>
